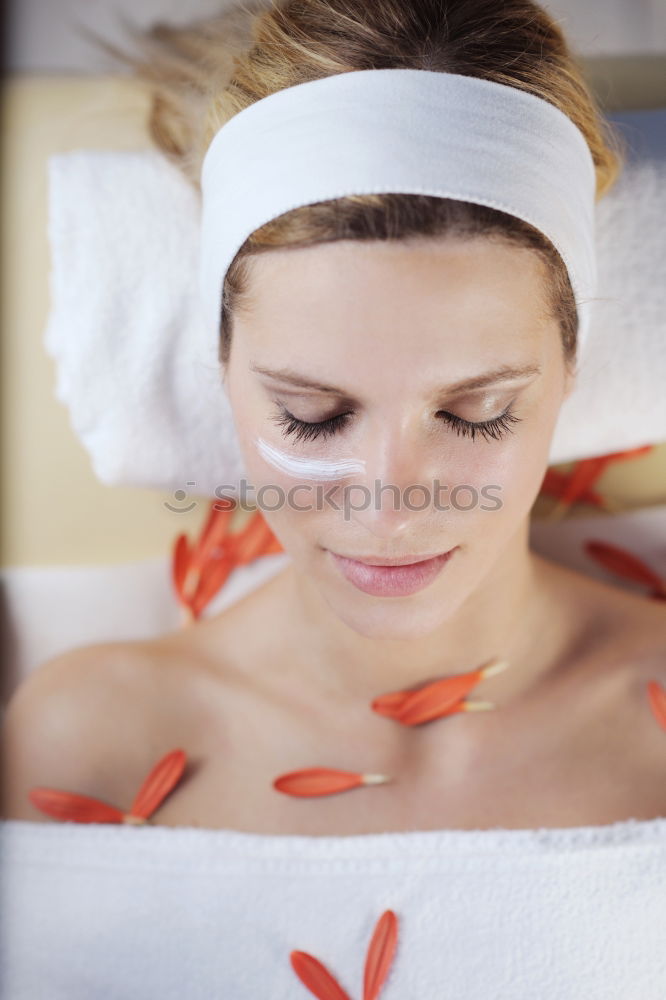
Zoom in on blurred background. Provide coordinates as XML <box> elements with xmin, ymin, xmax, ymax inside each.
<box><xmin>7</xmin><ymin>0</ymin><xmax>666</xmax><ymax>72</ymax></box>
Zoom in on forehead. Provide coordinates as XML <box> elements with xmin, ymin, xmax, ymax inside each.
<box><xmin>240</xmin><ymin>236</ymin><xmax>547</xmax><ymax>318</ymax></box>
<box><xmin>233</xmin><ymin>236</ymin><xmax>552</xmax><ymax>370</ymax></box>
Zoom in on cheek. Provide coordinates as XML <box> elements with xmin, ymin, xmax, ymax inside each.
<box><xmin>442</xmin><ymin>415</ymin><xmax>554</xmax><ymax>527</ymax></box>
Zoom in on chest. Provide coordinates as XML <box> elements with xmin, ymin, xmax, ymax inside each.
<box><xmin>149</xmin><ymin>667</ymin><xmax>662</xmax><ymax>834</ymax></box>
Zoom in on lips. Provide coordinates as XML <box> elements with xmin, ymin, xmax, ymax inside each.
<box><xmin>329</xmin><ymin>548</ymin><xmax>457</xmax><ymax>597</ymax></box>
<box><xmin>334</xmin><ymin>551</ymin><xmax>449</xmax><ymax>567</ymax></box>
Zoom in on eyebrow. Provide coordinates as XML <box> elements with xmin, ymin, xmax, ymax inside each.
<box><xmin>249</xmin><ymin>362</ymin><xmax>542</xmax><ymax>396</ymax></box>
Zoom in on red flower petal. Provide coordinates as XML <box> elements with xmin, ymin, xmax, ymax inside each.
<box><xmin>28</xmin><ymin>788</ymin><xmax>124</xmax><ymax>823</ymax></box>
<box><xmin>263</xmin><ymin>533</ymin><xmax>285</xmax><ymax>556</ymax></box>
<box><xmin>189</xmin><ymin>552</ymin><xmax>235</xmax><ymax>619</ymax></box>
<box><xmin>290</xmin><ymin>951</ymin><xmax>352</xmax><ymax>1000</ymax></box>
<box><xmin>189</xmin><ymin>498</ymin><xmax>236</xmax><ymax>573</ymax></box>
<box><xmin>539</xmin><ymin>469</ymin><xmax>602</xmax><ymax>507</ymax></box>
<box><xmin>229</xmin><ymin>511</ymin><xmax>282</xmax><ymax>565</ymax></box>
<box><xmin>557</xmin><ymin>457</ymin><xmax>610</xmax><ymax>507</ymax></box>
<box><xmin>129</xmin><ymin>748</ymin><xmax>187</xmax><ymax>819</ymax></box>
<box><xmin>373</xmin><ymin>659</ymin><xmax>507</xmax><ymax>726</ymax></box>
<box><xmin>647</xmin><ymin>680</ymin><xmax>666</xmax><ymax>732</ymax></box>
<box><xmin>363</xmin><ymin>909</ymin><xmax>399</xmax><ymax>1000</ymax></box>
<box><xmin>273</xmin><ymin>768</ymin><xmax>390</xmax><ymax>798</ymax></box>
<box><xmin>584</xmin><ymin>540</ymin><xmax>665</xmax><ymax>595</ymax></box>
<box><xmin>171</xmin><ymin>533</ymin><xmax>192</xmax><ymax>602</ymax></box>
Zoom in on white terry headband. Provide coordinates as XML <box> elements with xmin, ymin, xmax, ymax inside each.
<box><xmin>199</xmin><ymin>68</ymin><xmax>597</xmax><ymax>355</ymax></box>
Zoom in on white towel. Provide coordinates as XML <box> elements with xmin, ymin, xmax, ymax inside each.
<box><xmin>2</xmin><ymin>817</ymin><xmax>666</xmax><ymax>999</ymax></box>
<box><xmin>43</xmin><ymin>141</ymin><xmax>666</xmax><ymax>499</ymax></box>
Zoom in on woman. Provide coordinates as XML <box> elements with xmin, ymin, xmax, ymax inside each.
<box><xmin>2</xmin><ymin>0</ymin><xmax>665</xmax><ymax>996</ymax></box>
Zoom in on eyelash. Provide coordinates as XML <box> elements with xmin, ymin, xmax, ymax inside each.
<box><xmin>270</xmin><ymin>404</ymin><xmax>522</xmax><ymax>444</ymax></box>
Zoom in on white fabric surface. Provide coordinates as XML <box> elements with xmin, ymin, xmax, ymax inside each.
<box><xmin>1</xmin><ymin>816</ymin><xmax>666</xmax><ymax>999</ymax></box>
<box><xmin>1</xmin><ymin>551</ymin><xmax>290</xmax><ymax>702</ymax></box>
<box><xmin>43</xmin><ymin>124</ymin><xmax>666</xmax><ymax>497</ymax></box>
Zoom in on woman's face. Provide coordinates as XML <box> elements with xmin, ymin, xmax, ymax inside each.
<box><xmin>225</xmin><ymin>237</ymin><xmax>574</xmax><ymax>638</ymax></box>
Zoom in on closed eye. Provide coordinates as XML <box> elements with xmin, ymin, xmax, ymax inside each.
<box><xmin>438</xmin><ymin>407</ymin><xmax>522</xmax><ymax>442</ymax></box>
<box><xmin>270</xmin><ymin>404</ymin><xmax>521</xmax><ymax>444</ymax></box>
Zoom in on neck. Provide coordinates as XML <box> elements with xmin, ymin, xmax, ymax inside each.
<box><xmin>281</xmin><ymin>522</ymin><xmax>570</xmax><ymax>709</ymax></box>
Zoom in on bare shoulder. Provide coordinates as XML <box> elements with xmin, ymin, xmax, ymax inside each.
<box><xmin>0</xmin><ymin>636</ymin><xmax>204</xmax><ymax>822</ymax></box>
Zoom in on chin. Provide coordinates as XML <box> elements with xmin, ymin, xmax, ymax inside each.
<box><xmin>319</xmin><ymin>581</ymin><xmax>466</xmax><ymax>640</ymax></box>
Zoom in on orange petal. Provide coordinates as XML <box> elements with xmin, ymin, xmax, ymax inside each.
<box><xmin>190</xmin><ymin>498</ymin><xmax>236</xmax><ymax>572</ymax></box>
<box><xmin>540</xmin><ymin>468</ymin><xmax>564</xmax><ymax>496</ymax></box>
<box><xmin>370</xmin><ymin>690</ymin><xmax>413</xmax><ymax>717</ymax></box>
<box><xmin>273</xmin><ymin>767</ymin><xmax>389</xmax><ymax>798</ymax></box>
<box><xmin>647</xmin><ymin>680</ymin><xmax>666</xmax><ymax>732</ymax></box>
<box><xmin>374</xmin><ymin>659</ymin><xmax>506</xmax><ymax>727</ymax></box>
<box><xmin>229</xmin><ymin>512</ymin><xmax>278</xmax><ymax>565</ymax></box>
<box><xmin>28</xmin><ymin>788</ymin><xmax>124</xmax><ymax>823</ymax></box>
<box><xmin>396</xmin><ymin>660</ymin><xmax>508</xmax><ymax>726</ymax></box>
<box><xmin>363</xmin><ymin>909</ymin><xmax>399</xmax><ymax>1000</ymax></box>
<box><xmin>558</xmin><ymin>457</ymin><xmax>610</xmax><ymax>506</ymax></box>
<box><xmin>263</xmin><ymin>533</ymin><xmax>284</xmax><ymax>556</ymax></box>
<box><xmin>372</xmin><ymin>691</ymin><xmax>471</xmax><ymax>721</ymax></box>
<box><xmin>395</xmin><ymin>676</ymin><xmax>474</xmax><ymax>725</ymax></box>
<box><xmin>584</xmin><ymin>540</ymin><xmax>665</xmax><ymax>593</ymax></box>
<box><xmin>189</xmin><ymin>553</ymin><xmax>235</xmax><ymax>619</ymax></box>
<box><xmin>171</xmin><ymin>533</ymin><xmax>192</xmax><ymax>602</ymax></box>
<box><xmin>372</xmin><ymin>670</ymin><xmax>482</xmax><ymax>726</ymax></box>
<box><xmin>290</xmin><ymin>951</ymin><xmax>352</xmax><ymax>1000</ymax></box>
<box><xmin>129</xmin><ymin>748</ymin><xmax>187</xmax><ymax>819</ymax></box>
<box><xmin>539</xmin><ymin>469</ymin><xmax>602</xmax><ymax>507</ymax></box>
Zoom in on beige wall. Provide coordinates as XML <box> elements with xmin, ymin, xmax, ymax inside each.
<box><xmin>1</xmin><ymin>69</ymin><xmax>665</xmax><ymax>569</ymax></box>
<box><xmin>1</xmin><ymin>77</ymin><xmax>211</xmax><ymax>567</ymax></box>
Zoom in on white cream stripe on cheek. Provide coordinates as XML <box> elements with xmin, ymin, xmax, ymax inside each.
<box><xmin>255</xmin><ymin>436</ymin><xmax>366</xmax><ymax>482</ymax></box>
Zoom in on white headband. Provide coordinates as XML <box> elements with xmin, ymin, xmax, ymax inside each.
<box><xmin>199</xmin><ymin>68</ymin><xmax>597</xmax><ymax>355</ymax></box>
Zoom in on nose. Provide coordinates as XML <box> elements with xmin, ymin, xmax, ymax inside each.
<box><xmin>344</xmin><ymin>425</ymin><xmax>437</xmax><ymax>539</ymax></box>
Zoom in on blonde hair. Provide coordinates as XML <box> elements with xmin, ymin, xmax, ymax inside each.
<box><xmin>94</xmin><ymin>0</ymin><xmax>625</xmax><ymax>368</ymax></box>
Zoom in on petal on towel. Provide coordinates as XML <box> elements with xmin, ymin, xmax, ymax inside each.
<box><xmin>264</xmin><ymin>533</ymin><xmax>285</xmax><ymax>555</ymax></box>
<box><xmin>564</xmin><ymin>446</ymin><xmax>653</xmax><ymax>499</ymax></box>
<box><xmin>129</xmin><ymin>748</ymin><xmax>187</xmax><ymax>819</ymax></box>
<box><xmin>190</xmin><ymin>497</ymin><xmax>236</xmax><ymax>572</ymax></box>
<box><xmin>229</xmin><ymin>510</ymin><xmax>283</xmax><ymax>565</ymax></box>
<box><xmin>647</xmin><ymin>680</ymin><xmax>666</xmax><ymax>732</ymax></box>
<box><xmin>28</xmin><ymin>788</ymin><xmax>125</xmax><ymax>823</ymax></box>
<box><xmin>363</xmin><ymin>909</ymin><xmax>399</xmax><ymax>1000</ymax></box>
<box><xmin>547</xmin><ymin>446</ymin><xmax>654</xmax><ymax>519</ymax></box>
<box><xmin>539</xmin><ymin>469</ymin><xmax>602</xmax><ymax>508</ymax></box>
<box><xmin>189</xmin><ymin>553</ymin><xmax>236</xmax><ymax>619</ymax></box>
<box><xmin>583</xmin><ymin>540</ymin><xmax>666</xmax><ymax>597</ymax></box>
<box><xmin>273</xmin><ymin>767</ymin><xmax>391</xmax><ymax>797</ymax></box>
<box><xmin>172</xmin><ymin>533</ymin><xmax>192</xmax><ymax>602</ymax></box>
<box><xmin>548</xmin><ymin>457</ymin><xmax>610</xmax><ymax>518</ymax></box>
<box><xmin>372</xmin><ymin>659</ymin><xmax>507</xmax><ymax>726</ymax></box>
<box><xmin>290</xmin><ymin>951</ymin><xmax>352</xmax><ymax>1000</ymax></box>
